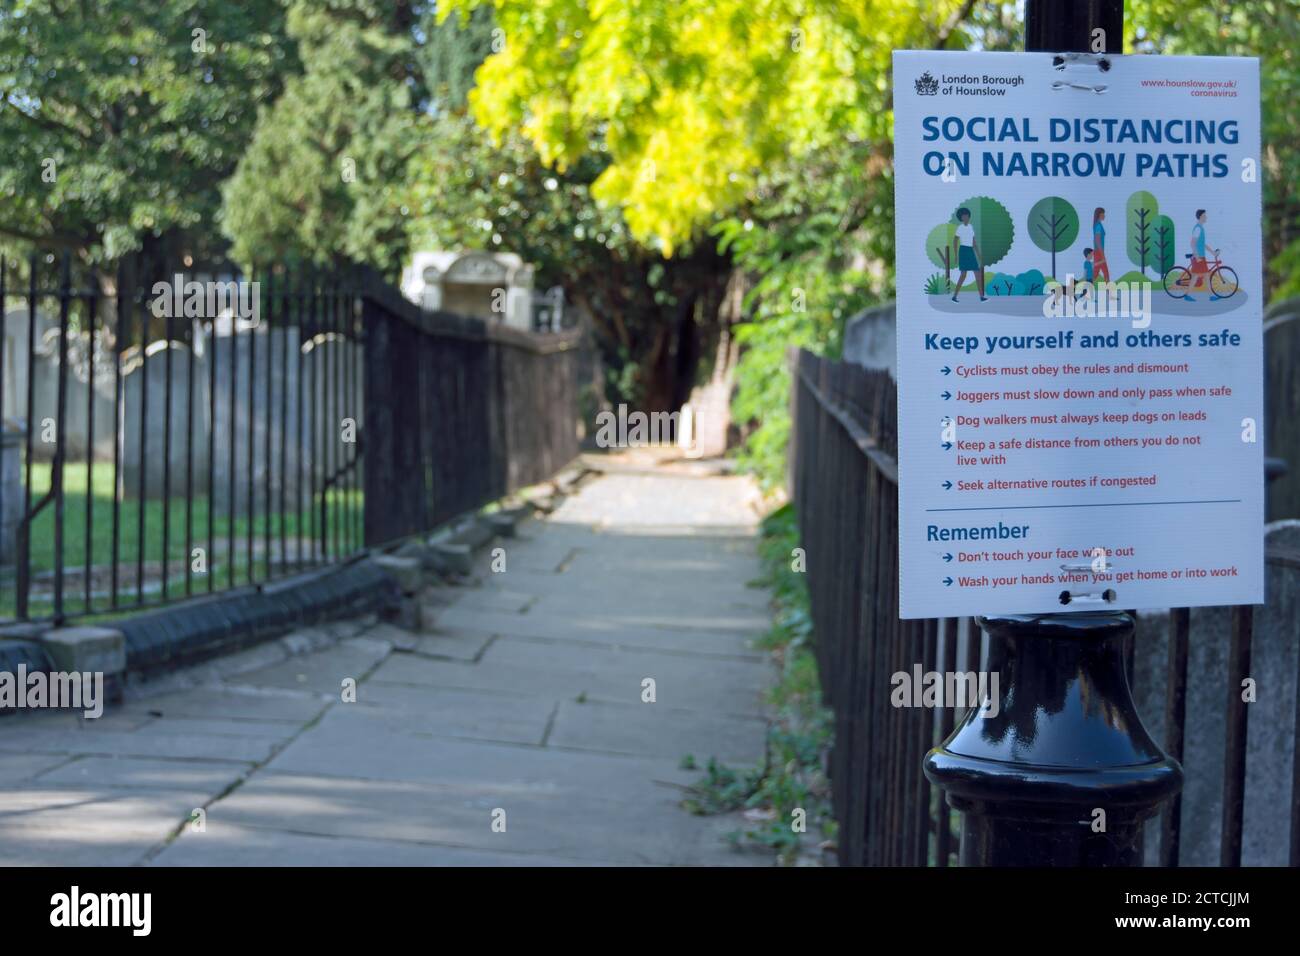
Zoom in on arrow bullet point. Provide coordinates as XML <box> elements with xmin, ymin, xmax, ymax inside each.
<box><xmin>941</xmin><ymin>366</ymin><xmax>952</xmax><ymax>376</ymax></box>
<box><xmin>943</xmin><ymin>553</ymin><xmax>953</xmax><ymax>562</ymax></box>
<box><xmin>943</xmin><ymin>577</ymin><xmax>954</xmax><ymax>586</ymax></box>
<box><xmin>941</xmin><ymin>442</ymin><xmax>953</xmax><ymax>450</ymax></box>
<box><xmin>942</xmin><ymin>480</ymin><xmax>953</xmax><ymax>489</ymax></box>
<box><xmin>941</xmin><ymin>391</ymin><xmax>952</xmax><ymax>400</ymax></box>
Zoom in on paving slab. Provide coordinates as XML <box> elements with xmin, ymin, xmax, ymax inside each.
<box><xmin>230</xmin><ymin>640</ymin><xmax>392</xmax><ymax>696</ymax></box>
<box><xmin>207</xmin><ymin>771</ymin><xmax>758</xmax><ymax>866</ymax></box>
<box><xmin>0</xmin><ymin>727</ymin><xmax>280</xmax><ymax>763</ymax></box>
<box><xmin>367</xmin><ymin>647</ymin><xmax>766</xmax><ymax>716</ymax></box>
<box><xmin>0</xmin><ymin>787</ymin><xmax>208</xmax><ymax>866</ymax></box>
<box><xmin>547</xmin><ymin>699</ymin><xmax>767</xmax><ymax>764</ymax></box>
<box><xmin>153</xmin><ymin>821</ymin><xmax>612</xmax><ymax>867</ymax></box>
<box><xmin>429</xmin><ymin>607</ymin><xmax>760</xmax><ymax>658</ymax></box>
<box><xmin>0</xmin><ymin>752</ymin><xmax>74</xmax><ymax>786</ymax></box>
<box><xmin>120</xmin><ymin>687</ymin><xmax>327</xmax><ymax>723</ymax></box>
<box><xmin>35</xmin><ymin>755</ymin><xmax>255</xmax><ymax>791</ymax></box>
<box><xmin>346</xmin><ymin>686</ymin><xmax>554</xmax><ymax>745</ymax></box>
<box><xmin>263</xmin><ymin>719</ymin><xmax>701</xmax><ymax>804</ymax></box>
<box><xmin>440</xmin><ymin>588</ymin><xmax>537</xmax><ymax>614</ymax></box>
<box><xmin>398</xmin><ymin>632</ymin><xmax>496</xmax><ymax>662</ymax></box>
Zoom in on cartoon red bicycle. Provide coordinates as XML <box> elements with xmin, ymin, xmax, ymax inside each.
<box><xmin>1163</xmin><ymin>252</ymin><xmax>1239</xmax><ymax>300</ymax></box>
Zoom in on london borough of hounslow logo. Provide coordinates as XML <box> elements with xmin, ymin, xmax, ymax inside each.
<box><xmin>914</xmin><ymin>70</ymin><xmax>939</xmax><ymax>95</ymax></box>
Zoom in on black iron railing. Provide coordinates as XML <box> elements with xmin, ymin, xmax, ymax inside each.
<box><xmin>791</xmin><ymin>348</ymin><xmax>1295</xmax><ymax>867</ymax></box>
<box><xmin>0</xmin><ymin>253</ymin><xmax>580</xmax><ymax>624</ymax></box>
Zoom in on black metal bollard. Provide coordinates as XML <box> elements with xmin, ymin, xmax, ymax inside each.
<box><xmin>924</xmin><ymin>613</ymin><xmax>1183</xmax><ymax>866</ymax></box>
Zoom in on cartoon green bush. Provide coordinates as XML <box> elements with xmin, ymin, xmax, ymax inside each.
<box><xmin>985</xmin><ymin>272</ymin><xmax>1017</xmax><ymax>296</ymax></box>
<box><xmin>923</xmin><ymin>272</ymin><xmax>952</xmax><ymax>295</ymax></box>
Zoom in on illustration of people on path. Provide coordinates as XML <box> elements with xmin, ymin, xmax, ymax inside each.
<box><xmin>950</xmin><ymin>207</ymin><xmax>987</xmax><ymax>302</ymax></box>
<box><xmin>924</xmin><ymin>192</ymin><xmax>1243</xmax><ymax>314</ymax></box>
<box><xmin>1185</xmin><ymin>209</ymin><xmax>1220</xmax><ymax>299</ymax></box>
<box><xmin>1090</xmin><ymin>207</ymin><xmax>1111</xmax><ymax>283</ymax></box>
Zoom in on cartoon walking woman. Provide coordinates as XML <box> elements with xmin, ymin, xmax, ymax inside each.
<box><xmin>1091</xmin><ymin>207</ymin><xmax>1111</xmax><ymax>283</ymax></box>
<box><xmin>950</xmin><ymin>207</ymin><xmax>987</xmax><ymax>302</ymax></box>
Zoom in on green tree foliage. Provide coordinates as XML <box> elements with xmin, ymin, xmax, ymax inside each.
<box><xmin>1126</xmin><ymin>190</ymin><xmax>1159</xmax><ymax>276</ymax></box>
<box><xmin>955</xmin><ymin>197</ymin><xmax>1014</xmax><ymax>270</ymax></box>
<box><xmin>926</xmin><ymin>223</ymin><xmax>957</xmax><ymax>273</ymax></box>
<box><xmin>716</xmin><ymin>139</ymin><xmax>895</xmax><ymax>488</ymax></box>
<box><xmin>1027</xmin><ymin>196</ymin><xmax>1080</xmax><ymax>279</ymax></box>
<box><xmin>220</xmin><ymin>0</ymin><xmax>423</xmax><ymax>268</ymax></box>
<box><xmin>1152</xmin><ymin>214</ymin><xmax>1176</xmax><ymax>276</ymax></box>
<box><xmin>420</xmin><ymin>3</ymin><xmax>496</xmax><ymax>111</ymax></box>
<box><xmin>438</xmin><ymin>0</ymin><xmax>965</xmax><ymax>254</ymax></box>
<box><xmin>0</xmin><ymin>0</ymin><xmax>293</xmax><ymax>263</ymax></box>
<box><xmin>407</xmin><ymin>111</ymin><xmax>733</xmax><ymax>411</ymax></box>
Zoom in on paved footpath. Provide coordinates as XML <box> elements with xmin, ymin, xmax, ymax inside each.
<box><xmin>0</xmin><ymin>462</ymin><xmax>776</xmax><ymax>865</ymax></box>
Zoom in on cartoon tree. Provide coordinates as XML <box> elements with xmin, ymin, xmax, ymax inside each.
<box><xmin>926</xmin><ymin>223</ymin><xmax>957</xmax><ymax>273</ymax></box>
<box><xmin>1126</xmin><ymin>190</ymin><xmax>1160</xmax><ymax>276</ymax></box>
<box><xmin>1152</xmin><ymin>214</ymin><xmax>1176</xmax><ymax>276</ymax></box>
<box><xmin>1027</xmin><ymin>196</ymin><xmax>1080</xmax><ymax>280</ymax></box>
<box><xmin>952</xmin><ymin>196</ymin><xmax>1014</xmax><ymax>271</ymax></box>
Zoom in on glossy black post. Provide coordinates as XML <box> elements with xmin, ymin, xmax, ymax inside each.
<box><xmin>1025</xmin><ymin>0</ymin><xmax>1123</xmax><ymax>55</ymax></box>
<box><xmin>924</xmin><ymin>614</ymin><xmax>1183</xmax><ymax>866</ymax></box>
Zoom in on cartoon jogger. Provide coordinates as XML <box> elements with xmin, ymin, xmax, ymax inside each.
<box><xmin>951</xmin><ymin>207</ymin><xmax>987</xmax><ymax>302</ymax></box>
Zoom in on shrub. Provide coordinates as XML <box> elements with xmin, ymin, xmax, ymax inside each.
<box><xmin>924</xmin><ymin>272</ymin><xmax>952</xmax><ymax>295</ymax></box>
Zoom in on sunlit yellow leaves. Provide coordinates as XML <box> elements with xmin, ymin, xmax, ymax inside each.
<box><xmin>439</xmin><ymin>0</ymin><xmax>965</xmax><ymax>253</ymax></box>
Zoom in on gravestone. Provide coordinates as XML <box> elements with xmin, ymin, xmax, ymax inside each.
<box><xmin>400</xmin><ymin>250</ymin><xmax>535</xmax><ymax>330</ymax></box>
<box><xmin>841</xmin><ymin>302</ymin><xmax>897</xmax><ymax>378</ymax></box>
<box><xmin>0</xmin><ymin>423</ymin><xmax>24</xmax><ymax>564</ymax></box>
<box><xmin>3</xmin><ymin>311</ymin><xmax>116</xmax><ymax>462</ymax></box>
<box><xmin>119</xmin><ymin>337</ymin><xmax>211</xmax><ymax>500</ymax></box>
<box><xmin>297</xmin><ymin>326</ymin><xmax>363</xmax><ymax>491</ymax></box>
<box><xmin>208</xmin><ymin>320</ymin><xmax>334</xmax><ymax>518</ymax></box>
<box><xmin>1</xmin><ymin>306</ymin><xmax>55</xmax><ymax>424</ymax></box>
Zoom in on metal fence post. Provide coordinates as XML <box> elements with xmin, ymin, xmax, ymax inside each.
<box><xmin>922</xmin><ymin>0</ymin><xmax>1184</xmax><ymax>866</ymax></box>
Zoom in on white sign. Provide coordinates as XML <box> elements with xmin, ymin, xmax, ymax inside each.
<box><xmin>892</xmin><ymin>50</ymin><xmax>1264</xmax><ymax>618</ymax></box>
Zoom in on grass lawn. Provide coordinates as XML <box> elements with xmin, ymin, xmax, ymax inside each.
<box><xmin>3</xmin><ymin>461</ymin><xmax>363</xmax><ymax>620</ymax></box>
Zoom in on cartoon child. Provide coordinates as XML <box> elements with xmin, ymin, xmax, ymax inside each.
<box><xmin>1076</xmin><ymin>247</ymin><xmax>1094</xmax><ymax>300</ymax></box>
<box><xmin>1091</xmin><ymin>208</ymin><xmax>1111</xmax><ymax>283</ymax></box>
<box><xmin>950</xmin><ymin>207</ymin><xmax>987</xmax><ymax>302</ymax></box>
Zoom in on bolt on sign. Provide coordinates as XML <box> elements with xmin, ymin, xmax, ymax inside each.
<box><xmin>892</xmin><ymin>50</ymin><xmax>1264</xmax><ymax>618</ymax></box>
